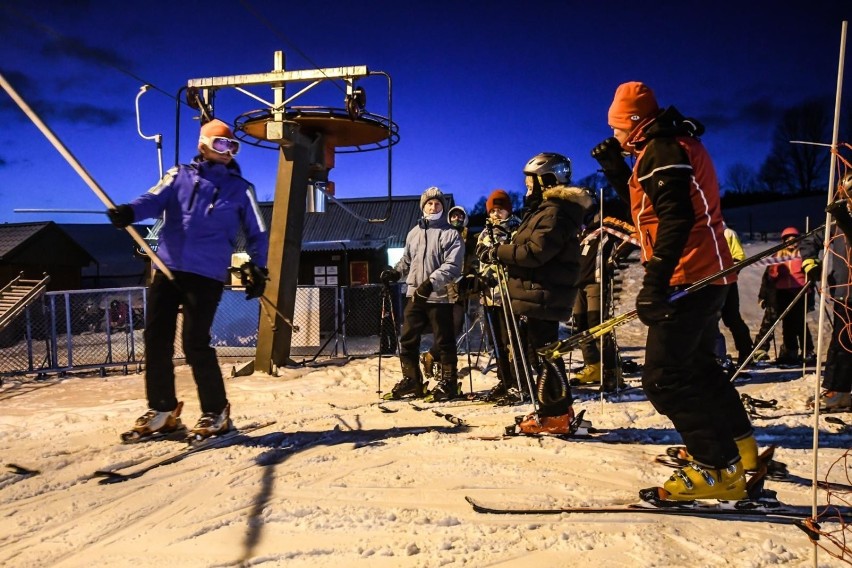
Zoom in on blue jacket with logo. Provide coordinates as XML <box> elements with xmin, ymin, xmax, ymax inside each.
<box><xmin>129</xmin><ymin>157</ymin><xmax>268</xmax><ymax>282</ymax></box>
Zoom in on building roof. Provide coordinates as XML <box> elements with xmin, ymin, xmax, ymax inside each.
<box><xmin>59</xmin><ymin>224</ymin><xmax>150</xmax><ymax>286</ymax></box>
<box><xmin>235</xmin><ymin>193</ymin><xmax>454</xmax><ymax>253</ymax></box>
<box><xmin>0</xmin><ymin>222</ymin><xmax>95</xmax><ymax>266</ymax></box>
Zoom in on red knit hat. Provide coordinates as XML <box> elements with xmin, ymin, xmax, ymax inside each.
<box><xmin>608</xmin><ymin>82</ymin><xmax>660</xmax><ymax>132</ymax></box>
<box><xmin>486</xmin><ymin>189</ymin><xmax>512</xmax><ymax>214</ymax></box>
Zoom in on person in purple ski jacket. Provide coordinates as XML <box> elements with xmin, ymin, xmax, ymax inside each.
<box><xmin>108</xmin><ymin>119</ymin><xmax>268</xmax><ymax>441</ymax></box>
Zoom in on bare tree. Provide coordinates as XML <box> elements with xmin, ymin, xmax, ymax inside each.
<box><xmin>758</xmin><ymin>154</ymin><xmax>789</xmax><ymax>194</ymax></box>
<box><xmin>723</xmin><ymin>163</ymin><xmax>757</xmax><ymax>193</ymax></box>
<box><xmin>762</xmin><ymin>99</ymin><xmax>832</xmax><ymax>193</ymax></box>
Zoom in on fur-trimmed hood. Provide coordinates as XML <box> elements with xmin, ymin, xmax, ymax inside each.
<box><xmin>543</xmin><ymin>185</ymin><xmax>595</xmax><ymax>210</ymax></box>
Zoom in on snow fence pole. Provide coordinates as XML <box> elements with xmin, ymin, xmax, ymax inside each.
<box><xmin>0</xmin><ymin>71</ymin><xmax>174</xmax><ymax>281</ymax></box>
<box><xmin>537</xmin><ymin>224</ymin><xmax>825</xmax><ymax>360</ymax></box>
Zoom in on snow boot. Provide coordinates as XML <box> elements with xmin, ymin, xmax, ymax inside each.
<box><xmin>190</xmin><ymin>403</ymin><xmax>233</xmax><ymax>438</ymax></box>
<box><xmin>775</xmin><ymin>347</ymin><xmax>801</xmax><ymax>367</ymax></box>
<box><xmin>735</xmin><ymin>433</ymin><xmax>759</xmax><ymax>471</ymax></box>
<box><xmin>431</xmin><ymin>363</ymin><xmax>462</xmax><ymax>402</ymax></box>
<box><xmin>514</xmin><ymin>407</ymin><xmax>586</xmax><ymax>436</ymax></box>
<box><xmin>817</xmin><ymin>391</ymin><xmax>852</xmax><ymax>412</ymax></box>
<box><xmin>601</xmin><ymin>367</ymin><xmax>626</xmax><ymax>392</ymax></box>
<box><xmin>387</xmin><ymin>356</ymin><xmax>427</xmax><ymax>400</ymax></box>
<box><xmin>125</xmin><ymin>401</ymin><xmax>184</xmax><ymax>439</ymax></box>
<box><xmin>671</xmin><ymin>436</ymin><xmax>759</xmax><ymax>472</ymax></box>
<box><xmin>752</xmin><ymin>349</ymin><xmax>770</xmax><ymax>363</ymax></box>
<box><xmin>388</xmin><ymin>375</ymin><xmax>428</xmax><ymax>399</ymax></box>
<box><xmin>658</xmin><ymin>460</ymin><xmax>747</xmax><ymax>501</ymax></box>
<box><xmin>492</xmin><ymin>387</ymin><xmax>526</xmax><ymax>406</ymax></box>
<box><xmin>571</xmin><ymin>362</ymin><xmax>601</xmax><ymax>385</ymax></box>
<box><xmin>420</xmin><ymin>351</ymin><xmax>439</xmax><ymax>380</ymax></box>
<box><xmin>482</xmin><ymin>381</ymin><xmax>508</xmax><ymax>402</ymax></box>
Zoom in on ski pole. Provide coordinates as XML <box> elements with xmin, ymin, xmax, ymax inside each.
<box><xmin>259</xmin><ymin>295</ymin><xmax>297</xmax><ymax>330</ymax></box>
<box><xmin>485</xmin><ymin>221</ymin><xmax>541</xmax><ymax>414</ymax></box>
<box><xmin>0</xmin><ymin>72</ymin><xmax>174</xmax><ymax>281</ymax></box>
<box><xmin>538</xmin><ymin>223</ymin><xmax>825</xmax><ymax>360</ymax></box>
<box><xmin>729</xmin><ymin>283</ymin><xmax>811</xmax><ymax>383</ymax></box>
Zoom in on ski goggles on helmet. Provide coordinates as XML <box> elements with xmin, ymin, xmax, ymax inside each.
<box><xmin>199</xmin><ymin>135</ymin><xmax>241</xmax><ymax>156</ymax></box>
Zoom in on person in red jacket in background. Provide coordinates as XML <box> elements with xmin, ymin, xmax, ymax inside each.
<box><xmin>758</xmin><ymin>227</ymin><xmax>815</xmax><ymax>366</ymax></box>
<box><xmin>591</xmin><ymin>81</ymin><xmax>757</xmax><ymax>503</ymax></box>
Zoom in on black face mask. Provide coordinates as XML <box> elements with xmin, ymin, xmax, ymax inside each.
<box><xmin>524</xmin><ymin>188</ymin><xmax>543</xmax><ymax>211</ymax></box>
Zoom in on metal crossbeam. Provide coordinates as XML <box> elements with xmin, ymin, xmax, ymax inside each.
<box><xmin>187</xmin><ymin>66</ymin><xmax>370</xmax><ymax>88</ymax></box>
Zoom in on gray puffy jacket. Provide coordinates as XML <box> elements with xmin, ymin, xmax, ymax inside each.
<box><xmin>395</xmin><ymin>216</ymin><xmax>464</xmax><ymax>303</ymax></box>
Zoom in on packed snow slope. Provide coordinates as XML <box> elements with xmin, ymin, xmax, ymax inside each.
<box><xmin>1</xmin><ymin>240</ymin><xmax>850</xmax><ymax>568</ymax></box>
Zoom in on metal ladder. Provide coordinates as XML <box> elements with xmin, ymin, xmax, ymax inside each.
<box><xmin>0</xmin><ymin>272</ymin><xmax>50</xmax><ymax>333</ymax></box>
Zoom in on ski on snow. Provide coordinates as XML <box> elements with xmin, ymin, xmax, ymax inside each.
<box><xmin>463</xmin><ymin>496</ymin><xmax>850</xmax><ymax>523</ymax></box>
<box><xmin>93</xmin><ymin>420</ymin><xmax>277</xmax><ymax>484</ymax></box>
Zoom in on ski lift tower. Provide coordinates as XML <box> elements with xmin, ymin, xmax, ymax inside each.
<box><xmin>187</xmin><ymin>51</ymin><xmax>398</xmax><ymax>374</ymax></box>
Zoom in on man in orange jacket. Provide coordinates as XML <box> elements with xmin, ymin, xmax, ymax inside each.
<box><xmin>591</xmin><ymin>82</ymin><xmax>757</xmax><ymax>503</ymax></box>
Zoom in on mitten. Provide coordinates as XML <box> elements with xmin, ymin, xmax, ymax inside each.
<box><xmin>380</xmin><ymin>268</ymin><xmax>401</xmax><ymax>284</ymax></box>
<box><xmin>240</xmin><ymin>262</ymin><xmax>269</xmax><ymax>300</ymax></box>
<box><xmin>802</xmin><ymin>258</ymin><xmax>821</xmax><ymax>283</ymax></box>
<box><xmin>635</xmin><ymin>256</ymin><xmax>676</xmax><ymax>326</ymax></box>
<box><xmin>107</xmin><ymin>204</ymin><xmax>135</xmax><ymax>228</ymax></box>
<box><xmin>414</xmin><ymin>280</ymin><xmax>433</xmax><ymax>304</ymax></box>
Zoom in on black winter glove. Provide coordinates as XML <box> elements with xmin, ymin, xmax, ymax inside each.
<box><xmin>107</xmin><ymin>204</ymin><xmax>135</xmax><ymax>228</ymax></box>
<box><xmin>591</xmin><ymin>137</ymin><xmax>632</xmax><ymax>197</ymax></box>
<box><xmin>413</xmin><ymin>280</ymin><xmax>433</xmax><ymax>304</ymax></box>
<box><xmin>635</xmin><ymin>256</ymin><xmax>676</xmax><ymax>326</ymax></box>
<box><xmin>477</xmin><ymin>244</ymin><xmax>500</xmax><ymax>265</ymax></box>
<box><xmin>479</xmin><ymin>273</ymin><xmax>498</xmax><ymax>289</ymax></box>
<box><xmin>380</xmin><ymin>268</ymin><xmax>401</xmax><ymax>284</ymax></box>
<box><xmin>826</xmin><ymin>199</ymin><xmax>852</xmax><ymax>242</ymax></box>
<box><xmin>239</xmin><ymin>262</ymin><xmax>269</xmax><ymax>300</ymax></box>
<box><xmin>591</xmin><ymin>137</ymin><xmax>627</xmax><ymax>172</ymax></box>
<box><xmin>802</xmin><ymin>258</ymin><xmax>821</xmax><ymax>283</ymax></box>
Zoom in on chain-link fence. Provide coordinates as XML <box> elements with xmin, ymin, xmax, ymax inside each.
<box><xmin>0</xmin><ymin>287</ymin><xmax>147</xmax><ymax>376</ymax></box>
<box><xmin>1</xmin><ymin>283</ymin><xmax>467</xmax><ymax>376</ymax></box>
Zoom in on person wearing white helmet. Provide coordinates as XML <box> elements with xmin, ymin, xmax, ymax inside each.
<box><xmin>478</xmin><ymin>153</ymin><xmax>593</xmax><ymax>434</ymax></box>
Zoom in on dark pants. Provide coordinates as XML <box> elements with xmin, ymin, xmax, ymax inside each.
<box><xmin>754</xmin><ymin>304</ymin><xmax>779</xmax><ymax>352</ymax></box>
<box><xmin>429</xmin><ymin>301</ymin><xmax>466</xmax><ymax>358</ymax></box>
<box><xmin>776</xmin><ymin>288</ymin><xmax>814</xmax><ymax>356</ymax></box>
<box><xmin>720</xmin><ymin>282</ymin><xmax>753</xmax><ymax>360</ymax></box>
<box><xmin>144</xmin><ymin>271</ymin><xmax>226</xmax><ymax>414</ymax></box>
<box><xmin>823</xmin><ymin>299</ymin><xmax>852</xmax><ymax>392</ymax></box>
<box><xmin>642</xmin><ymin>285</ymin><xmax>752</xmax><ymax>468</ymax></box>
<box><xmin>524</xmin><ymin>317</ymin><xmax>572</xmax><ymax>416</ymax></box>
<box><xmin>574</xmin><ymin>282</ymin><xmax>618</xmax><ymax>368</ymax></box>
<box><xmin>484</xmin><ymin>304</ymin><xmax>515</xmax><ymax>389</ymax></box>
<box><xmin>399</xmin><ymin>300</ymin><xmax>457</xmax><ymax>370</ymax></box>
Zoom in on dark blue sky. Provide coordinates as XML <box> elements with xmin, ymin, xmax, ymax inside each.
<box><xmin>1</xmin><ymin>1</ymin><xmax>850</xmax><ymax>224</ymax></box>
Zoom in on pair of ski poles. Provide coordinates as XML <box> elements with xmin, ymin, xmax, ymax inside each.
<box><xmin>536</xmin><ymin>224</ymin><xmax>825</xmax><ymax>362</ymax></box>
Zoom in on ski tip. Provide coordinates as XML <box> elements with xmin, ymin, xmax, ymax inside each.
<box><xmin>95</xmin><ymin>471</ymin><xmax>129</xmax><ymax>484</ymax></box>
<box><xmin>6</xmin><ymin>463</ymin><xmax>40</xmax><ymax>475</ymax></box>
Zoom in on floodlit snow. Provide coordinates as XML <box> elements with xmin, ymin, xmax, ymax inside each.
<box><xmin>1</xmin><ymin>241</ymin><xmax>850</xmax><ymax>568</ymax></box>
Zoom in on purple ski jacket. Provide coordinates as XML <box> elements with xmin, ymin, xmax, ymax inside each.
<box><xmin>129</xmin><ymin>157</ymin><xmax>268</xmax><ymax>282</ymax></box>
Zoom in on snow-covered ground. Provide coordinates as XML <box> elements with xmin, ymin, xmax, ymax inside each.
<box><xmin>1</xmin><ymin>240</ymin><xmax>850</xmax><ymax>568</ymax></box>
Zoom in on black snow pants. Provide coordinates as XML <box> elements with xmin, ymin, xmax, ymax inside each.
<box><xmin>144</xmin><ymin>271</ymin><xmax>226</xmax><ymax>415</ymax></box>
<box><xmin>642</xmin><ymin>284</ymin><xmax>753</xmax><ymax>468</ymax></box>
